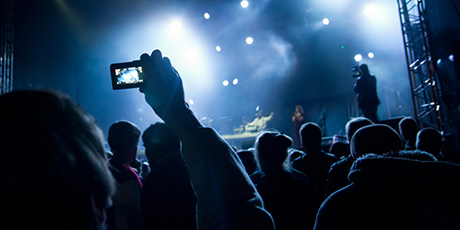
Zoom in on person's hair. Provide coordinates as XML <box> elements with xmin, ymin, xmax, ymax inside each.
<box><xmin>416</xmin><ymin>127</ymin><xmax>443</xmax><ymax>157</ymax></box>
<box><xmin>295</xmin><ymin>105</ymin><xmax>304</xmax><ymax>113</ymax></box>
<box><xmin>359</xmin><ymin>63</ymin><xmax>370</xmax><ymax>75</ymax></box>
<box><xmin>299</xmin><ymin>122</ymin><xmax>322</xmax><ymax>150</ymax></box>
<box><xmin>345</xmin><ymin>117</ymin><xmax>373</xmax><ymax>141</ymax></box>
<box><xmin>0</xmin><ymin>90</ymin><xmax>115</xmax><ymax>229</ymax></box>
<box><xmin>254</xmin><ymin>130</ymin><xmax>293</xmax><ymax>173</ymax></box>
<box><xmin>399</xmin><ymin>117</ymin><xmax>418</xmax><ymax>143</ymax></box>
<box><xmin>350</xmin><ymin>124</ymin><xmax>403</xmax><ymax>159</ymax></box>
<box><xmin>108</xmin><ymin>120</ymin><xmax>141</xmax><ymax>156</ymax></box>
<box><xmin>237</xmin><ymin>149</ymin><xmax>258</xmax><ymax>175</ymax></box>
<box><xmin>142</xmin><ymin>122</ymin><xmax>180</xmax><ymax>164</ymax></box>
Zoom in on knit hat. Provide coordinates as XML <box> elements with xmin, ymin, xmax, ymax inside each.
<box><xmin>351</xmin><ymin>124</ymin><xmax>403</xmax><ymax>158</ymax></box>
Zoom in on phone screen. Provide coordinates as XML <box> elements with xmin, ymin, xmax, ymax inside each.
<box><xmin>110</xmin><ymin>61</ymin><xmax>144</xmax><ymax>90</ymax></box>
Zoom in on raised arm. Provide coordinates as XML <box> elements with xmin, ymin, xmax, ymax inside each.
<box><xmin>139</xmin><ymin>50</ymin><xmax>274</xmax><ymax>230</ymax></box>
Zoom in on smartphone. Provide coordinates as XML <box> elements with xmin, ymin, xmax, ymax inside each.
<box><xmin>110</xmin><ymin>60</ymin><xmax>144</xmax><ymax>90</ymax></box>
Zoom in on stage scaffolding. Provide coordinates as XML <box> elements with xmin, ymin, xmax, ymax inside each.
<box><xmin>1</xmin><ymin>0</ymin><xmax>14</xmax><ymax>95</ymax></box>
<box><xmin>397</xmin><ymin>0</ymin><xmax>443</xmax><ymax>129</ymax></box>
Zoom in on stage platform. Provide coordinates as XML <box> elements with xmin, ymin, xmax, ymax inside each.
<box><xmin>221</xmin><ymin>132</ymin><xmax>260</xmax><ymax>149</ymax></box>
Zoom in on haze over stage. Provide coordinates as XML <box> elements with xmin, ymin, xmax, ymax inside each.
<box><xmin>14</xmin><ymin>0</ymin><xmax>411</xmax><ymax>138</ymax></box>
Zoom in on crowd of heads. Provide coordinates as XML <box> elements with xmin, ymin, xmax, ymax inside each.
<box><xmin>1</xmin><ymin>88</ymin><xmax>458</xmax><ymax>229</ymax></box>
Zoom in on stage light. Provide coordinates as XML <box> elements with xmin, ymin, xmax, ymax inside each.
<box><xmin>223</xmin><ymin>80</ymin><xmax>229</xmax><ymax>86</ymax></box>
<box><xmin>233</xmin><ymin>78</ymin><xmax>239</xmax><ymax>85</ymax></box>
<box><xmin>322</xmin><ymin>18</ymin><xmax>330</xmax><ymax>25</ymax></box>
<box><xmin>246</xmin><ymin>36</ymin><xmax>254</xmax><ymax>45</ymax></box>
<box><xmin>241</xmin><ymin>0</ymin><xmax>249</xmax><ymax>8</ymax></box>
<box><xmin>449</xmin><ymin>54</ymin><xmax>454</xmax><ymax>61</ymax></box>
<box><xmin>368</xmin><ymin>52</ymin><xmax>375</xmax><ymax>59</ymax></box>
<box><xmin>204</xmin><ymin>12</ymin><xmax>210</xmax><ymax>20</ymax></box>
<box><xmin>189</xmin><ymin>99</ymin><xmax>195</xmax><ymax>105</ymax></box>
<box><xmin>216</xmin><ymin>45</ymin><xmax>222</xmax><ymax>52</ymax></box>
<box><xmin>363</xmin><ymin>4</ymin><xmax>377</xmax><ymax>18</ymax></box>
<box><xmin>354</xmin><ymin>54</ymin><xmax>363</xmax><ymax>62</ymax></box>
<box><xmin>169</xmin><ymin>19</ymin><xmax>182</xmax><ymax>35</ymax></box>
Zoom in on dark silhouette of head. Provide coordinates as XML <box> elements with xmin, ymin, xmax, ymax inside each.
<box><xmin>237</xmin><ymin>149</ymin><xmax>258</xmax><ymax>175</ymax></box>
<box><xmin>399</xmin><ymin>117</ymin><xmax>418</xmax><ymax>149</ymax></box>
<box><xmin>329</xmin><ymin>141</ymin><xmax>349</xmax><ymax>159</ymax></box>
<box><xmin>351</xmin><ymin>124</ymin><xmax>403</xmax><ymax>159</ymax></box>
<box><xmin>345</xmin><ymin>117</ymin><xmax>373</xmax><ymax>142</ymax></box>
<box><xmin>108</xmin><ymin>120</ymin><xmax>141</xmax><ymax>163</ymax></box>
<box><xmin>142</xmin><ymin>122</ymin><xmax>180</xmax><ymax>166</ymax></box>
<box><xmin>300</xmin><ymin>122</ymin><xmax>322</xmax><ymax>153</ymax></box>
<box><xmin>255</xmin><ymin>131</ymin><xmax>293</xmax><ymax>175</ymax></box>
<box><xmin>0</xmin><ymin>90</ymin><xmax>115</xmax><ymax>229</ymax></box>
<box><xmin>416</xmin><ymin>127</ymin><xmax>443</xmax><ymax>160</ymax></box>
<box><xmin>359</xmin><ymin>63</ymin><xmax>370</xmax><ymax>75</ymax></box>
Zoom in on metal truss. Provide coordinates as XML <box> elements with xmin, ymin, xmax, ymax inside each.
<box><xmin>1</xmin><ymin>0</ymin><xmax>14</xmax><ymax>95</ymax></box>
<box><xmin>397</xmin><ymin>0</ymin><xmax>442</xmax><ymax>129</ymax></box>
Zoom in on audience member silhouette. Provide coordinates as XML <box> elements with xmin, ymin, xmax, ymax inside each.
<box><xmin>292</xmin><ymin>122</ymin><xmax>338</xmax><ymax>196</ymax></box>
<box><xmin>141</xmin><ymin>122</ymin><xmax>197</xmax><ymax>230</ymax></box>
<box><xmin>139</xmin><ymin>49</ymin><xmax>274</xmax><ymax>229</ymax></box>
<box><xmin>107</xmin><ymin>121</ymin><xmax>144</xmax><ymax>230</ymax></box>
<box><xmin>350</xmin><ymin>124</ymin><xmax>403</xmax><ymax>158</ymax></box>
<box><xmin>0</xmin><ymin>90</ymin><xmax>115</xmax><ymax>229</ymax></box>
<box><xmin>326</xmin><ymin>117</ymin><xmax>373</xmax><ymax>195</ymax></box>
<box><xmin>329</xmin><ymin>141</ymin><xmax>349</xmax><ymax>159</ymax></box>
<box><xmin>416</xmin><ymin>127</ymin><xmax>445</xmax><ymax>161</ymax></box>
<box><xmin>315</xmin><ymin>149</ymin><xmax>460</xmax><ymax>229</ymax></box>
<box><xmin>254</xmin><ymin>130</ymin><xmax>321</xmax><ymax>230</ymax></box>
<box><xmin>399</xmin><ymin>117</ymin><xmax>418</xmax><ymax>150</ymax></box>
<box><xmin>288</xmin><ymin>147</ymin><xmax>306</xmax><ymax>162</ymax></box>
<box><xmin>237</xmin><ymin>149</ymin><xmax>258</xmax><ymax>176</ymax></box>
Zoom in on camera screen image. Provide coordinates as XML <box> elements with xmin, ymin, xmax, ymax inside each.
<box><xmin>115</xmin><ymin>66</ymin><xmax>144</xmax><ymax>85</ymax></box>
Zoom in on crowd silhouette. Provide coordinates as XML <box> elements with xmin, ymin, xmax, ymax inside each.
<box><xmin>1</xmin><ymin>49</ymin><xmax>460</xmax><ymax>229</ymax></box>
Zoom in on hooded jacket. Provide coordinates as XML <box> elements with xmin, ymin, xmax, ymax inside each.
<box><xmin>315</xmin><ymin>151</ymin><xmax>460</xmax><ymax>230</ymax></box>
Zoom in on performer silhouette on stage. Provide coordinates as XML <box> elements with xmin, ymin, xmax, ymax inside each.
<box><xmin>247</xmin><ymin>110</ymin><xmax>274</xmax><ymax>132</ymax></box>
<box><xmin>353</xmin><ymin>64</ymin><xmax>380</xmax><ymax>122</ymax></box>
<box><xmin>292</xmin><ymin>105</ymin><xmax>305</xmax><ymax>146</ymax></box>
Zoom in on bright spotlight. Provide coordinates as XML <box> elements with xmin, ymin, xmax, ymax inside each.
<box><xmin>241</xmin><ymin>0</ymin><xmax>249</xmax><ymax>8</ymax></box>
<box><xmin>354</xmin><ymin>54</ymin><xmax>363</xmax><ymax>62</ymax></box>
<box><xmin>189</xmin><ymin>99</ymin><xmax>194</xmax><ymax>105</ymax></box>
<box><xmin>246</xmin><ymin>36</ymin><xmax>254</xmax><ymax>45</ymax></box>
<box><xmin>223</xmin><ymin>80</ymin><xmax>229</xmax><ymax>86</ymax></box>
<box><xmin>368</xmin><ymin>52</ymin><xmax>375</xmax><ymax>59</ymax></box>
<box><xmin>449</xmin><ymin>54</ymin><xmax>455</xmax><ymax>61</ymax></box>
<box><xmin>364</xmin><ymin>5</ymin><xmax>378</xmax><ymax>17</ymax></box>
<box><xmin>204</xmin><ymin>12</ymin><xmax>210</xmax><ymax>20</ymax></box>
<box><xmin>169</xmin><ymin>20</ymin><xmax>182</xmax><ymax>35</ymax></box>
<box><xmin>233</xmin><ymin>78</ymin><xmax>239</xmax><ymax>85</ymax></box>
<box><xmin>322</xmin><ymin>18</ymin><xmax>330</xmax><ymax>25</ymax></box>
<box><xmin>216</xmin><ymin>45</ymin><xmax>222</xmax><ymax>52</ymax></box>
